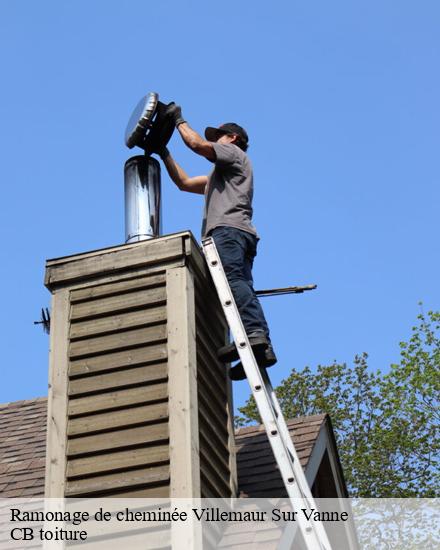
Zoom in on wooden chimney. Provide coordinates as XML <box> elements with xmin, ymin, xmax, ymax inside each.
<box><xmin>44</xmin><ymin>231</ymin><xmax>236</xmax><ymax>499</ymax></box>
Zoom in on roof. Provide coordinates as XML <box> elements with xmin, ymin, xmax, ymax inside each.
<box><xmin>0</xmin><ymin>398</ymin><xmax>47</xmax><ymax>497</ymax></box>
<box><xmin>0</xmin><ymin>399</ymin><xmax>339</xmax><ymax>498</ymax></box>
<box><xmin>235</xmin><ymin>414</ymin><xmax>328</xmax><ymax>497</ymax></box>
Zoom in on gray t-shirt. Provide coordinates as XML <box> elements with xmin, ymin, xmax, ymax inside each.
<box><xmin>201</xmin><ymin>142</ymin><xmax>257</xmax><ymax>238</ymax></box>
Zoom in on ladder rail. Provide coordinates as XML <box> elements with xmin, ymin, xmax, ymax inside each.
<box><xmin>263</xmin><ymin>371</ymin><xmax>317</xmax><ymax>506</ymax></box>
<box><xmin>202</xmin><ymin>237</ymin><xmax>333</xmax><ymax>550</ymax></box>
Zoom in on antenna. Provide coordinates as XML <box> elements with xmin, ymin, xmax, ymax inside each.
<box><xmin>34</xmin><ymin>308</ymin><xmax>50</xmax><ymax>334</ymax></box>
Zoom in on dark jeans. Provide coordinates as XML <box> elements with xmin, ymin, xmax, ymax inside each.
<box><xmin>210</xmin><ymin>226</ymin><xmax>270</xmax><ymax>339</ymax></box>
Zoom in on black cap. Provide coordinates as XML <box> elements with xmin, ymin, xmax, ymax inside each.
<box><xmin>205</xmin><ymin>122</ymin><xmax>249</xmax><ymax>145</ymax></box>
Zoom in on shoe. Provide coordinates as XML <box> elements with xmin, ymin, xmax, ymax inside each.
<box><xmin>217</xmin><ymin>333</ymin><xmax>269</xmax><ymax>363</ymax></box>
<box><xmin>229</xmin><ymin>363</ymin><xmax>247</xmax><ymax>381</ymax></box>
<box><xmin>229</xmin><ymin>345</ymin><xmax>278</xmax><ymax>381</ymax></box>
<box><xmin>260</xmin><ymin>344</ymin><xmax>277</xmax><ymax>368</ymax></box>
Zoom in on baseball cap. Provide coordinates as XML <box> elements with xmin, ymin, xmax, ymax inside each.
<box><xmin>204</xmin><ymin>122</ymin><xmax>249</xmax><ymax>145</ymax></box>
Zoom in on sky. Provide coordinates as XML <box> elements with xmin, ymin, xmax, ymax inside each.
<box><xmin>0</xmin><ymin>1</ymin><xmax>438</xmax><ymax>411</ymax></box>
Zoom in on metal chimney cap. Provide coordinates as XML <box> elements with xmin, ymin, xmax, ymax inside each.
<box><xmin>125</xmin><ymin>92</ymin><xmax>159</xmax><ymax>149</ymax></box>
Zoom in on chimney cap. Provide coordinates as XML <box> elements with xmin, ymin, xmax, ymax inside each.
<box><xmin>125</xmin><ymin>92</ymin><xmax>159</xmax><ymax>149</ymax></box>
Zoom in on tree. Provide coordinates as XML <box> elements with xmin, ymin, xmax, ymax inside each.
<box><xmin>236</xmin><ymin>310</ymin><xmax>440</xmax><ymax>497</ymax></box>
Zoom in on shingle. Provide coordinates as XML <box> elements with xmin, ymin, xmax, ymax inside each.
<box><xmin>0</xmin><ymin>398</ymin><xmax>47</xmax><ymax>498</ymax></box>
<box><xmin>234</xmin><ymin>415</ymin><xmax>327</xmax><ymax>497</ymax></box>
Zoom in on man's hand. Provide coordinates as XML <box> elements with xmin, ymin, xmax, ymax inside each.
<box><xmin>166</xmin><ymin>103</ymin><xmax>186</xmax><ymax>127</ymax></box>
<box><xmin>154</xmin><ymin>146</ymin><xmax>170</xmax><ymax>160</ymax></box>
<box><xmin>165</xmin><ymin>102</ymin><xmax>216</xmax><ymax>161</ymax></box>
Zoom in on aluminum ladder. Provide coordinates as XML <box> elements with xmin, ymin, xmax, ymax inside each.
<box><xmin>202</xmin><ymin>236</ymin><xmax>333</xmax><ymax>550</ymax></box>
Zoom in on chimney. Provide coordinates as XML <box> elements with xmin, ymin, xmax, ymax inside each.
<box><xmin>124</xmin><ymin>155</ymin><xmax>162</xmax><ymax>243</ymax></box>
<box><xmin>44</xmin><ymin>232</ymin><xmax>236</xmax><ymax>499</ymax></box>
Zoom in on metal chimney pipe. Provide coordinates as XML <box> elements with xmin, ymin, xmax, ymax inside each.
<box><xmin>124</xmin><ymin>155</ymin><xmax>162</xmax><ymax>243</ymax></box>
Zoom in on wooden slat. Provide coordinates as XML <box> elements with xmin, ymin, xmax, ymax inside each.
<box><xmin>218</xmin><ymin>528</ymin><xmax>281</xmax><ymax>549</ymax></box>
<box><xmin>68</xmin><ymin>383</ymin><xmax>168</xmax><ymax>416</ymax></box>
<box><xmin>111</xmin><ymin>485</ymin><xmax>169</xmax><ymax>498</ymax></box>
<box><xmin>195</xmin><ymin>297</ymin><xmax>226</xmax><ymax>338</ymax></box>
<box><xmin>196</xmin><ymin>349</ymin><xmax>226</xmax><ymax>401</ymax></box>
<box><xmin>67</xmin><ymin>422</ymin><xmax>169</xmax><ymax>456</ymax></box>
<box><xmin>200</xmin><ymin>471</ymin><xmax>221</xmax><ymax>499</ymax></box>
<box><xmin>193</xmin><ymin>265</ymin><xmax>227</xmax><ymax>319</ymax></box>
<box><xmin>68</xmin><ymin>363</ymin><xmax>167</xmax><ymax>397</ymax></box>
<box><xmin>65</xmin><ymin>464</ymin><xmax>170</xmax><ymax>496</ymax></box>
<box><xmin>69</xmin><ymin>343</ymin><xmax>167</xmax><ymax>377</ymax></box>
<box><xmin>46</xmin><ymin>233</ymin><xmax>188</xmax><ymax>265</ymax></box>
<box><xmin>63</xmin><ymin>261</ymin><xmax>184</xmax><ymax>295</ymax></box>
<box><xmin>194</xmin><ymin>290</ymin><xmax>227</xmax><ymax>341</ymax></box>
<box><xmin>199</xmin><ymin>468</ymin><xmax>228</xmax><ymax>500</ymax></box>
<box><xmin>67</xmin><ymin>401</ymin><xmax>168</xmax><ymax>436</ymax></box>
<box><xmin>63</xmin><ymin>513</ymin><xmax>170</xmax><ymax>543</ymax></box>
<box><xmin>45</xmin><ymin>234</ymin><xmax>185</xmax><ymax>287</ymax></box>
<box><xmin>196</xmin><ymin>333</ymin><xmax>227</xmax><ymax>382</ymax></box>
<box><xmin>69</xmin><ymin>323</ymin><xmax>167</xmax><ymax>358</ymax></box>
<box><xmin>196</xmin><ymin>343</ymin><xmax>227</xmax><ymax>400</ymax></box>
<box><xmin>69</xmin><ymin>527</ymin><xmax>170</xmax><ymax>550</ymax></box>
<box><xmin>70</xmin><ymin>273</ymin><xmax>166</xmax><ymax>302</ymax></box>
<box><xmin>198</xmin><ymin>416</ymin><xmax>230</xmax><ymax>461</ymax></box>
<box><xmin>199</xmin><ymin>428</ymin><xmax>230</xmax><ymax>474</ymax></box>
<box><xmin>70</xmin><ymin>286</ymin><xmax>166</xmax><ymax>321</ymax></box>
<box><xmin>197</xmin><ymin>379</ymin><xmax>228</xmax><ymax>434</ymax></box>
<box><xmin>195</xmin><ymin>303</ymin><xmax>226</xmax><ymax>346</ymax></box>
<box><xmin>70</xmin><ymin>305</ymin><xmax>167</xmax><ymax>339</ymax></box>
<box><xmin>195</xmin><ymin>311</ymin><xmax>228</xmax><ymax>370</ymax></box>
<box><xmin>199</xmin><ymin>449</ymin><xmax>231</xmax><ymax>497</ymax></box>
<box><xmin>66</xmin><ymin>444</ymin><xmax>169</xmax><ymax>477</ymax></box>
<box><xmin>199</xmin><ymin>444</ymin><xmax>231</xmax><ymax>491</ymax></box>
<box><xmin>197</xmin><ymin>360</ymin><xmax>228</xmax><ymax>420</ymax></box>
<box><xmin>198</xmin><ymin>393</ymin><xmax>229</xmax><ymax>441</ymax></box>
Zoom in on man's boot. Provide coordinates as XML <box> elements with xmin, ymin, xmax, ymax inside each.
<box><xmin>229</xmin><ymin>344</ymin><xmax>277</xmax><ymax>381</ymax></box>
<box><xmin>217</xmin><ymin>331</ymin><xmax>269</xmax><ymax>363</ymax></box>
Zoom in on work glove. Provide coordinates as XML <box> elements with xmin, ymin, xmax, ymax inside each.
<box><xmin>166</xmin><ymin>102</ymin><xmax>186</xmax><ymax>127</ymax></box>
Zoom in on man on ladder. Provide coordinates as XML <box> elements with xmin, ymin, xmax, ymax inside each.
<box><xmin>155</xmin><ymin>103</ymin><xmax>276</xmax><ymax>380</ymax></box>
<box><xmin>156</xmin><ymin>103</ymin><xmax>334</xmax><ymax>550</ymax></box>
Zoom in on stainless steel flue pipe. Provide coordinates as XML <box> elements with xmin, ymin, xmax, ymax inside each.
<box><xmin>124</xmin><ymin>155</ymin><xmax>162</xmax><ymax>243</ymax></box>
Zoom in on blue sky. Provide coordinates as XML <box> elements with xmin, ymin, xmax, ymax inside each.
<box><xmin>0</xmin><ymin>1</ymin><xmax>438</xmax><ymax>411</ymax></box>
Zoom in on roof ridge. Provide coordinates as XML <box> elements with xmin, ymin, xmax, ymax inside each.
<box><xmin>235</xmin><ymin>413</ymin><xmax>328</xmax><ymax>436</ymax></box>
<box><xmin>0</xmin><ymin>397</ymin><xmax>48</xmax><ymax>410</ymax></box>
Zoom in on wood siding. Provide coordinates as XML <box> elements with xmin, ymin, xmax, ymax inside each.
<box><xmin>45</xmin><ymin>232</ymin><xmax>236</xmax><ymax>500</ymax></box>
<box><xmin>193</xmin><ymin>265</ymin><xmax>235</xmax><ymax>497</ymax></box>
<box><xmin>66</xmin><ymin>271</ymin><xmax>169</xmax><ymax>497</ymax></box>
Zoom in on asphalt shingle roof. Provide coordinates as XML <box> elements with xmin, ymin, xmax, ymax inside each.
<box><xmin>0</xmin><ymin>398</ymin><xmax>47</xmax><ymax>497</ymax></box>
<box><xmin>235</xmin><ymin>414</ymin><xmax>327</xmax><ymax>497</ymax></box>
<box><xmin>0</xmin><ymin>399</ymin><xmax>327</xmax><ymax>498</ymax></box>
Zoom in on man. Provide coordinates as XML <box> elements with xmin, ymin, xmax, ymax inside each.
<box><xmin>155</xmin><ymin>103</ymin><xmax>276</xmax><ymax>380</ymax></box>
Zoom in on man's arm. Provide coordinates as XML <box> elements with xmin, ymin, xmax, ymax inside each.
<box><xmin>161</xmin><ymin>151</ymin><xmax>207</xmax><ymax>195</ymax></box>
<box><xmin>177</xmin><ymin>122</ymin><xmax>216</xmax><ymax>161</ymax></box>
<box><xmin>166</xmin><ymin>104</ymin><xmax>216</xmax><ymax>161</ymax></box>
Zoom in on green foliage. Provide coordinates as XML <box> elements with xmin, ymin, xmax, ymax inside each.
<box><xmin>236</xmin><ymin>310</ymin><xmax>440</xmax><ymax>497</ymax></box>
